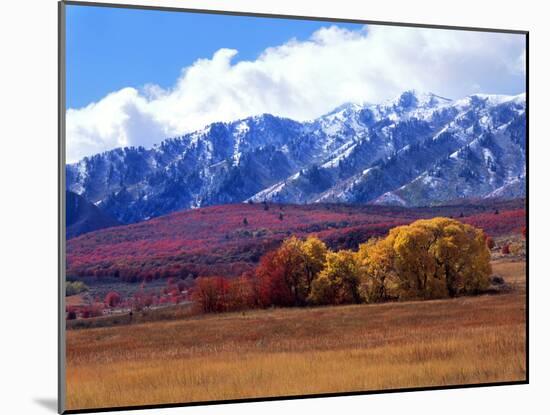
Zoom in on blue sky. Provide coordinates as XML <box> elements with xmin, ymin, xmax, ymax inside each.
<box><xmin>66</xmin><ymin>5</ymin><xmax>362</xmax><ymax>109</ymax></box>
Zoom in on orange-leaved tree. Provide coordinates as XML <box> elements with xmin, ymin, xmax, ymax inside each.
<box><xmin>255</xmin><ymin>236</ymin><xmax>327</xmax><ymax>307</ymax></box>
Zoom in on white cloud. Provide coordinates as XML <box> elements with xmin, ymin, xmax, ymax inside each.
<box><xmin>66</xmin><ymin>24</ymin><xmax>526</xmax><ymax>163</ymax></box>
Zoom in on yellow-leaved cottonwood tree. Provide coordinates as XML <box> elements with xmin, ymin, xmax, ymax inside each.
<box><xmin>357</xmin><ymin>217</ymin><xmax>491</xmax><ymax>301</ymax></box>
<box><xmin>357</xmin><ymin>237</ymin><xmax>398</xmax><ymax>302</ymax></box>
<box><xmin>308</xmin><ymin>250</ymin><xmax>362</xmax><ymax>305</ymax></box>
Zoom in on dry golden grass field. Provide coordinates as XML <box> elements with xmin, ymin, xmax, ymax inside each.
<box><xmin>65</xmin><ymin>259</ymin><xmax>526</xmax><ymax>411</ymax></box>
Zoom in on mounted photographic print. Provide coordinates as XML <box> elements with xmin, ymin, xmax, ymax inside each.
<box><xmin>59</xmin><ymin>1</ymin><xmax>528</xmax><ymax>413</ymax></box>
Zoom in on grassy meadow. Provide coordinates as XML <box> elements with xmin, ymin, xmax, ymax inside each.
<box><xmin>65</xmin><ymin>259</ymin><xmax>526</xmax><ymax>411</ymax></box>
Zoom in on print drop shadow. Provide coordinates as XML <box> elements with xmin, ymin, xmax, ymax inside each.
<box><xmin>34</xmin><ymin>398</ymin><xmax>57</xmax><ymax>413</ymax></box>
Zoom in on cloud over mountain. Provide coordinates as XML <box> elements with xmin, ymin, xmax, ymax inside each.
<box><xmin>66</xmin><ymin>25</ymin><xmax>525</xmax><ymax>163</ymax></box>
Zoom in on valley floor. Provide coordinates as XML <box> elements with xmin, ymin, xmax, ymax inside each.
<box><xmin>65</xmin><ymin>260</ymin><xmax>526</xmax><ymax>411</ymax></box>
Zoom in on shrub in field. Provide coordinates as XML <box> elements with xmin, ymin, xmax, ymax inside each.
<box><xmin>501</xmin><ymin>244</ymin><xmax>510</xmax><ymax>255</ymax></box>
<box><xmin>65</xmin><ymin>280</ymin><xmax>89</xmax><ymax>296</ymax></box>
<box><xmin>80</xmin><ymin>303</ymin><xmax>104</xmax><ymax>318</ymax></box>
<box><xmin>192</xmin><ymin>276</ymin><xmax>229</xmax><ymax>313</ymax></box>
<box><xmin>226</xmin><ymin>275</ymin><xmax>256</xmax><ymax>311</ymax></box>
<box><xmin>509</xmin><ymin>242</ymin><xmax>524</xmax><ymax>256</ymax></box>
<box><xmin>104</xmin><ymin>291</ymin><xmax>122</xmax><ymax>308</ymax></box>
<box><xmin>486</xmin><ymin>236</ymin><xmax>495</xmax><ymax>250</ymax></box>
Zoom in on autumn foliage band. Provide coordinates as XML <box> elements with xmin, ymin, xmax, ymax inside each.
<box><xmin>65</xmin><ymin>202</ymin><xmax>525</xmax><ymax>282</ymax></box>
<box><xmin>192</xmin><ymin>217</ymin><xmax>493</xmax><ymax>313</ymax></box>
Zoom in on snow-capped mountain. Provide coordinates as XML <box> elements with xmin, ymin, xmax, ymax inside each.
<box><xmin>66</xmin><ymin>90</ymin><xmax>526</xmax><ymax>223</ymax></box>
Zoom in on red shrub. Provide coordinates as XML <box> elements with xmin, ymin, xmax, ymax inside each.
<box><xmin>192</xmin><ymin>276</ymin><xmax>229</xmax><ymax>313</ymax></box>
<box><xmin>80</xmin><ymin>303</ymin><xmax>104</xmax><ymax>318</ymax></box>
<box><xmin>226</xmin><ymin>274</ymin><xmax>257</xmax><ymax>311</ymax></box>
<box><xmin>133</xmin><ymin>292</ymin><xmax>154</xmax><ymax>309</ymax></box>
<box><xmin>104</xmin><ymin>291</ymin><xmax>121</xmax><ymax>308</ymax></box>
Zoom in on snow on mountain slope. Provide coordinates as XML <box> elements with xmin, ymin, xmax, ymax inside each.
<box><xmin>319</xmin><ymin>92</ymin><xmax>526</xmax><ymax>206</ymax></box>
<box><xmin>67</xmin><ymin>90</ymin><xmax>526</xmax><ymax>223</ymax></box>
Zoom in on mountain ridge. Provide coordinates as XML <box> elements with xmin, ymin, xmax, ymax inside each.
<box><xmin>66</xmin><ymin>191</ymin><xmax>121</xmax><ymax>238</ymax></box>
<box><xmin>67</xmin><ymin>90</ymin><xmax>526</xmax><ymax>224</ymax></box>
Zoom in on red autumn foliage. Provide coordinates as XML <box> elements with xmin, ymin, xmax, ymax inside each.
<box><xmin>104</xmin><ymin>291</ymin><xmax>121</xmax><ymax>308</ymax></box>
<box><xmin>254</xmin><ymin>250</ymin><xmax>295</xmax><ymax>307</ymax></box>
<box><xmin>192</xmin><ymin>276</ymin><xmax>229</xmax><ymax>313</ymax></box>
<box><xmin>66</xmin><ymin>202</ymin><xmax>525</xmax><ymax>281</ymax></box>
<box><xmin>226</xmin><ymin>275</ymin><xmax>257</xmax><ymax>311</ymax></box>
<box><xmin>191</xmin><ymin>274</ymin><xmax>259</xmax><ymax>313</ymax></box>
<box><xmin>80</xmin><ymin>303</ymin><xmax>104</xmax><ymax>318</ymax></box>
<box><xmin>486</xmin><ymin>236</ymin><xmax>495</xmax><ymax>250</ymax></box>
<box><xmin>501</xmin><ymin>244</ymin><xmax>511</xmax><ymax>255</ymax></box>
<box><xmin>253</xmin><ymin>241</ymin><xmax>315</xmax><ymax>307</ymax></box>
<box><xmin>461</xmin><ymin>209</ymin><xmax>525</xmax><ymax>237</ymax></box>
